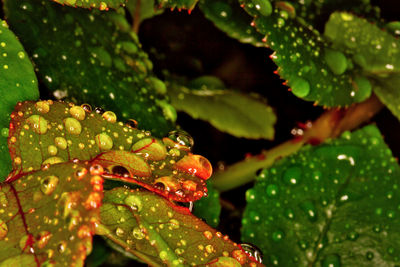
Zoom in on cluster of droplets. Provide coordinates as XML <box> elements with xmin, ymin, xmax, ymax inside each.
<box><xmin>242</xmin><ymin>126</ymin><xmax>400</xmax><ymax>266</ymax></box>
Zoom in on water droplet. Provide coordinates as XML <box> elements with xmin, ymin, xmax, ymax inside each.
<box><xmin>81</xmin><ymin>103</ymin><xmax>92</xmax><ymax>112</ymax></box>
<box><xmin>131</xmin><ymin>138</ymin><xmax>167</xmax><ymax>161</ymax></box>
<box><xmin>210</xmin><ymin>1</ymin><xmax>233</xmax><ymax>19</ymax></box>
<box><xmin>352</xmin><ymin>76</ymin><xmax>371</xmax><ymax>102</ymax></box>
<box><xmin>102</xmin><ymin>111</ymin><xmax>117</xmax><ymax>123</ymax></box>
<box><xmin>64</xmin><ymin>117</ymin><xmax>82</xmax><ymax>135</ymax></box>
<box><xmin>366</xmin><ymin>251</ymin><xmax>374</xmax><ymax>260</ymax></box>
<box><xmin>283</xmin><ymin>166</ymin><xmax>302</xmax><ymax>185</ymax></box>
<box><xmin>300</xmin><ymin>200</ymin><xmax>317</xmax><ymax>221</ymax></box>
<box><xmin>321</xmin><ymin>254</ymin><xmax>341</xmax><ymax>267</ymax></box>
<box><xmin>124</xmin><ymin>195</ymin><xmax>142</xmax><ymax>212</ymax></box>
<box><xmin>40</xmin><ymin>175</ymin><xmax>59</xmax><ymax>195</ymax></box>
<box><xmin>132</xmin><ymin>227</ymin><xmax>145</xmax><ymax>239</ymax></box>
<box><xmin>26</xmin><ymin>115</ymin><xmax>48</xmax><ymax>134</ymax></box>
<box><xmin>111</xmin><ymin>165</ymin><xmax>130</xmax><ymax>177</ymax></box>
<box><xmin>55</xmin><ymin>137</ymin><xmax>67</xmax><ymax>150</ymax></box>
<box><xmin>290</xmin><ymin>77</ymin><xmax>310</xmax><ymax>97</ymax></box>
<box><xmin>0</xmin><ymin>219</ymin><xmax>8</xmax><ymax>240</ymax></box>
<box><xmin>115</xmin><ymin>227</ymin><xmax>125</xmax><ymax>237</ymax></box>
<box><xmin>266</xmin><ymin>184</ymin><xmax>279</xmax><ymax>197</ymax></box>
<box><xmin>95</xmin><ymin>107</ymin><xmax>105</xmax><ymax>114</ymax></box>
<box><xmin>1</xmin><ymin>128</ymin><xmax>8</xmax><ymax>138</ymax></box>
<box><xmin>37</xmin><ymin>231</ymin><xmax>52</xmax><ymax>249</ymax></box>
<box><xmin>284</xmin><ymin>208</ymin><xmax>295</xmax><ymax>220</ymax></box>
<box><xmin>57</xmin><ymin>241</ymin><xmax>67</xmax><ymax>253</ymax></box>
<box><xmin>47</xmin><ymin>145</ymin><xmax>58</xmax><ymax>156</ymax></box>
<box><xmin>324</xmin><ymin>48</ymin><xmax>347</xmax><ymax>75</ymax></box>
<box><xmin>95</xmin><ymin>133</ymin><xmax>113</xmax><ymax>150</ymax></box>
<box><xmin>347</xmin><ymin>231</ymin><xmax>359</xmax><ymax>241</ymax></box>
<box><xmin>69</xmin><ymin>106</ymin><xmax>86</xmax><ymax>121</ymax></box>
<box><xmin>272</xmin><ymin>229</ymin><xmax>284</xmax><ymax>242</ymax></box>
<box><xmin>240</xmin><ymin>243</ymin><xmax>263</xmax><ymax>263</ymax></box>
<box><xmin>35</xmin><ymin>101</ymin><xmax>50</xmax><ymax>113</ymax></box>
<box><xmin>74</xmin><ymin>167</ymin><xmax>88</xmax><ymax>180</ymax></box>
<box><xmin>126</xmin><ymin>119</ymin><xmax>138</xmax><ymax>129</ymax></box>
<box><xmin>251</xmin><ymin>0</ymin><xmax>272</xmax><ymax>16</ymax></box>
<box><xmin>42</xmin><ymin>157</ymin><xmax>64</xmax><ymax>165</ymax></box>
<box><xmin>203</xmin><ymin>230</ymin><xmax>213</xmax><ymax>240</ymax></box>
<box><xmin>168</xmin><ymin>219</ymin><xmax>180</xmax><ymax>229</ymax></box>
<box><xmin>167</xmin><ymin>130</ymin><xmax>194</xmax><ymax>149</ymax></box>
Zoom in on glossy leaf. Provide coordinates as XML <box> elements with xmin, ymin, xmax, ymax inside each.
<box><xmin>238</xmin><ymin>0</ymin><xmax>368</xmax><ymax>106</ymax></box>
<box><xmin>242</xmin><ymin>125</ymin><xmax>400</xmax><ymax>266</ymax></box>
<box><xmin>325</xmin><ymin>12</ymin><xmax>400</xmax><ymax>120</ymax></box>
<box><xmin>4</xmin><ymin>0</ymin><xmax>175</xmax><ymax>136</ymax></box>
<box><xmin>52</xmin><ymin>0</ymin><xmax>126</xmax><ymax>10</ymax></box>
<box><xmin>8</xmin><ymin>100</ymin><xmax>209</xmax><ymax>202</ymax></box>
<box><xmin>98</xmin><ymin>187</ymin><xmax>264</xmax><ymax>266</ymax></box>
<box><xmin>167</xmin><ymin>81</ymin><xmax>276</xmax><ymax>139</ymax></box>
<box><xmin>0</xmin><ymin>20</ymin><xmax>39</xmax><ymax>181</ymax></box>
<box><xmin>156</xmin><ymin>0</ymin><xmax>198</xmax><ymax>10</ymax></box>
<box><xmin>192</xmin><ymin>181</ymin><xmax>221</xmax><ymax>228</ymax></box>
<box><xmin>0</xmin><ymin>160</ymin><xmax>104</xmax><ymax>266</ymax></box>
<box><xmin>199</xmin><ymin>0</ymin><xmax>265</xmax><ymax>47</ymax></box>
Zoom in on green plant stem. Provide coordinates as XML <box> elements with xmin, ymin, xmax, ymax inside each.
<box><xmin>211</xmin><ymin>94</ymin><xmax>384</xmax><ymax>192</ymax></box>
<box><xmin>133</xmin><ymin>0</ymin><xmax>141</xmax><ymax>33</ymax></box>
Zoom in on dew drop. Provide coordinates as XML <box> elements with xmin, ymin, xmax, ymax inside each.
<box><xmin>111</xmin><ymin>165</ymin><xmax>130</xmax><ymax>177</ymax></box>
<box><xmin>300</xmin><ymin>200</ymin><xmax>317</xmax><ymax>221</ymax></box>
<box><xmin>321</xmin><ymin>254</ymin><xmax>341</xmax><ymax>267</ymax></box>
<box><xmin>282</xmin><ymin>166</ymin><xmax>302</xmax><ymax>185</ymax></box>
<box><xmin>352</xmin><ymin>76</ymin><xmax>372</xmax><ymax>102</ymax></box>
<box><xmin>64</xmin><ymin>117</ymin><xmax>82</xmax><ymax>135</ymax></box>
<box><xmin>42</xmin><ymin>157</ymin><xmax>64</xmax><ymax>165</ymax></box>
<box><xmin>126</xmin><ymin>119</ymin><xmax>138</xmax><ymax>129</ymax></box>
<box><xmin>131</xmin><ymin>138</ymin><xmax>167</xmax><ymax>161</ymax></box>
<box><xmin>40</xmin><ymin>175</ymin><xmax>59</xmax><ymax>195</ymax></box>
<box><xmin>115</xmin><ymin>227</ymin><xmax>124</xmax><ymax>237</ymax></box>
<box><xmin>203</xmin><ymin>230</ymin><xmax>213</xmax><ymax>240</ymax></box>
<box><xmin>1</xmin><ymin>128</ymin><xmax>8</xmax><ymax>138</ymax></box>
<box><xmin>167</xmin><ymin>130</ymin><xmax>194</xmax><ymax>149</ymax></box>
<box><xmin>47</xmin><ymin>145</ymin><xmax>58</xmax><ymax>156</ymax></box>
<box><xmin>132</xmin><ymin>227</ymin><xmax>145</xmax><ymax>240</ymax></box>
<box><xmin>290</xmin><ymin>77</ymin><xmax>310</xmax><ymax>97</ymax></box>
<box><xmin>69</xmin><ymin>106</ymin><xmax>86</xmax><ymax>121</ymax></box>
<box><xmin>266</xmin><ymin>184</ymin><xmax>279</xmax><ymax>197</ymax></box>
<box><xmin>37</xmin><ymin>231</ymin><xmax>52</xmax><ymax>249</ymax></box>
<box><xmin>81</xmin><ymin>103</ymin><xmax>92</xmax><ymax>112</ymax></box>
<box><xmin>57</xmin><ymin>241</ymin><xmax>67</xmax><ymax>253</ymax></box>
<box><xmin>272</xmin><ymin>229</ymin><xmax>284</xmax><ymax>242</ymax></box>
<box><xmin>102</xmin><ymin>111</ymin><xmax>117</xmax><ymax>123</ymax></box>
<box><xmin>95</xmin><ymin>133</ymin><xmax>113</xmax><ymax>150</ymax></box>
<box><xmin>35</xmin><ymin>101</ymin><xmax>50</xmax><ymax>114</ymax></box>
<box><xmin>240</xmin><ymin>243</ymin><xmax>263</xmax><ymax>263</ymax></box>
<box><xmin>94</xmin><ymin>107</ymin><xmax>105</xmax><ymax>114</ymax></box>
<box><xmin>324</xmin><ymin>48</ymin><xmax>347</xmax><ymax>75</ymax></box>
<box><xmin>55</xmin><ymin>137</ymin><xmax>67</xmax><ymax>150</ymax></box>
<box><xmin>366</xmin><ymin>251</ymin><xmax>374</xmax><ymax>260</ymax></box>
<box><xmin>124</xmin><ymin>195</ymin><xmax>142</xmax><ymax>212</ymax></box>
<box><xmin>26</xmin><ymin>115</ymin><xmax>48</xmax><ymax>134</ymax></box>
<box><xmin>251</xmin><ymin>0</ymin><xmax>272</xmax><ymax>16</ymax></box>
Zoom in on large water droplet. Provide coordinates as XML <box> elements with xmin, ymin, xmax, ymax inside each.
<box><xmin>324</xmin><ymin>48</ymin><xmax>347</xmax><ymax>75</ymax></box>
<box><xmin>282</xmin><ymin>166</ymin><xmax>302</xmax><ymax>185</ymax></box>
<box><xmin>300</xmin><ymin>200</ymin><xmax>317</xmax><ymax>221</ymax></box>
<box><xmin>240</xmin><ymin>243</ymin><xmax>263</xmax><ymax>263</ymax></box>
<box><xmin>26</xmin><ymin>115</ymin><xmax>48</xmax><ymax>134</ymax></box>
<box><xmin>64</xmin><ymin>117</ymin><xmax>82</xmax><ymax>135</ymax></box>
<box><xmin>132</xmin><ymin>227</ymin><xmax>145</xmax><ymax>240</ymax></box>
<box><xmin>167</xmin><ymin>130</ymin><xmax>194</xmax><ymax>149</ymax></box>
<box><xmin>352</xmin><ymin>76</ymin><xmax>371</xmax><ymax>102</ymax></box>
<box><xmin>251</xmin><ymin>0</ymin><xmax>272</xmax><ymax>16</ymax></box>
<box><xmin>102</xmin><ymin>111</ymin><xmax>117</xmax><ymax>123</ymax></box>
<box><xmin>95</xmin><ymin>133</ymin><xmax>113</xmax><ymax>150</ymax></box>
<box><xmin>40</xmin><ymin>175</ymin><xmax>59</xmax><ymax>195</ymax></box>
<box><xmin>124</xmin><ymin>195</ymin><xmax>142</xmax><ymax>212</ymax></box>
<box><xmin>266</xmin><ymin>184</ymin><xmax>279</xmax><ymax>197</ymax></box>
<box><xmin>290</xmin><ymin>77</ymin><xmax>310</xmax><ymax>97</ymax></box>
<box><xmin>0</xmin><ymin>219</ymin><xmax>8</xmax><ymax>240</ymax></box>
<box><xmin>55</xmin><ymin>137</ymin><xmax>67</xmax><ymax>150</ymax></box>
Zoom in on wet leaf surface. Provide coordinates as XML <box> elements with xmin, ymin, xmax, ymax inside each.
<box><xmin>168</xmin><ymin>81</ymin><xmax>276</xmax><ymax>139</ymax></box>
<box><xmin>8</xmin><ymin>100</ymin><xmax>209</xmax><ymax>202</ymax></box>
<box><xmin>52</xmin><ymin>0</ymin><xmax>126</xmax><ymax>10</ymax></box>
<box><xmin>238</xmin><ymin>0</ymin><xmax>369</xmax><ymax>107</ymax></box>
<box><xmin>199</xmin><ymin>0</ymin><xmax>265</xmax><ymax>47</ymax></box>
<box><xmin>4</xmin><ymin>0</ymin><xmax>174</xmax><ymax>136</ymax></box>
<box><xmin>242</xmin><ymin>125</ymin><xmax>400</xmax><ymax>266</ymax></box>
<box><xmin>0</xmin><ymin>20</ymin><xmax>38</xmax><ymax>181</ymax></box>
<box><xmin>0</xmin><ymin>160</ymin><xmax>104</xmax><ymax>266</ymax></box>
<box><xmin>99</xmin><ymin>187</ymin><xmax>264</xmax><ymax>266</ymax></box>
<box><xmin>325</xmin><ymin>12</ymin><xmax>400</xmax><ymax>120</ymax></box>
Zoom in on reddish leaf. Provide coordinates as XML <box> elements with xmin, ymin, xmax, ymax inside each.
<box><xmin>98</xmin><ymin>187</ymin><xmax>264</xmax><ymax>266</ymax></box>
<box><xmin>7</xmin><ymin>100</ymin><xmax>210</xmax><ymax>202</ymax></box>
<box><xmin>0</xmin><ymin>160</ymin><xmax>104</xmax><ymax>266</ymax></box>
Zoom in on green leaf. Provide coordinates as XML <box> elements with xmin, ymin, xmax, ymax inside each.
<box><xmin>98</xmin><ymin>187</ymin><xmax>263</xmax><ymax>266</ymax></box>
<box><xmin>325</xmin><ymin>12</ymin><xmax>400</xmax><ymax>119</ymax></box>
<box><xmin>192</xmin><ymin>181</ymin><xmax>221</xmax><ymax>228</ymax></box>
<box><xmin>0</xmin><ymin>20</ymin><xmax>39</xmax><ymax>181</ymax></box>
<box><xmin>167</xmin><ymin>80</ymin><xmax>276</xmax><ymax>139</ymax></box>
<box><xmin>8</xmin><ymin>100</ymin><xmax>210</xmax><ymax>202</ymax></box>
<box><xmin>199</xmin><ymin>0</ymin><xmax>266</xmax><ymax>47</ymax></box>
<box><xmin>4</xmin><ymin>0</ymin><xmax>174</xmax><ymax>136</ymax></box>
<box><xmin>156</xmin><ymin>0</ymin><xmax>198</xmax><ymax>10</ymax></box>
<box><xmin>242</xmin><ymin>125</ymin><xmax>400</xmax><ymax>266</ymax></box>
<box><xmin>238</xmin><ymin>0</ymin><xmax>368</xmax><ymax>106</ymax></box>
<box><xmin>0</xmin><ymin>160</ymin><xmax>104</xmax><ymax>266</ymax></box>
<box><xmin>52</xmin><ymin>0</ymin><xmax>127</xmax><ymax>10</ymax></box>
<box><xmin>324</xmin><ymin>12</ymin><xmax>400</xmax><ymax>75</ymax></box>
